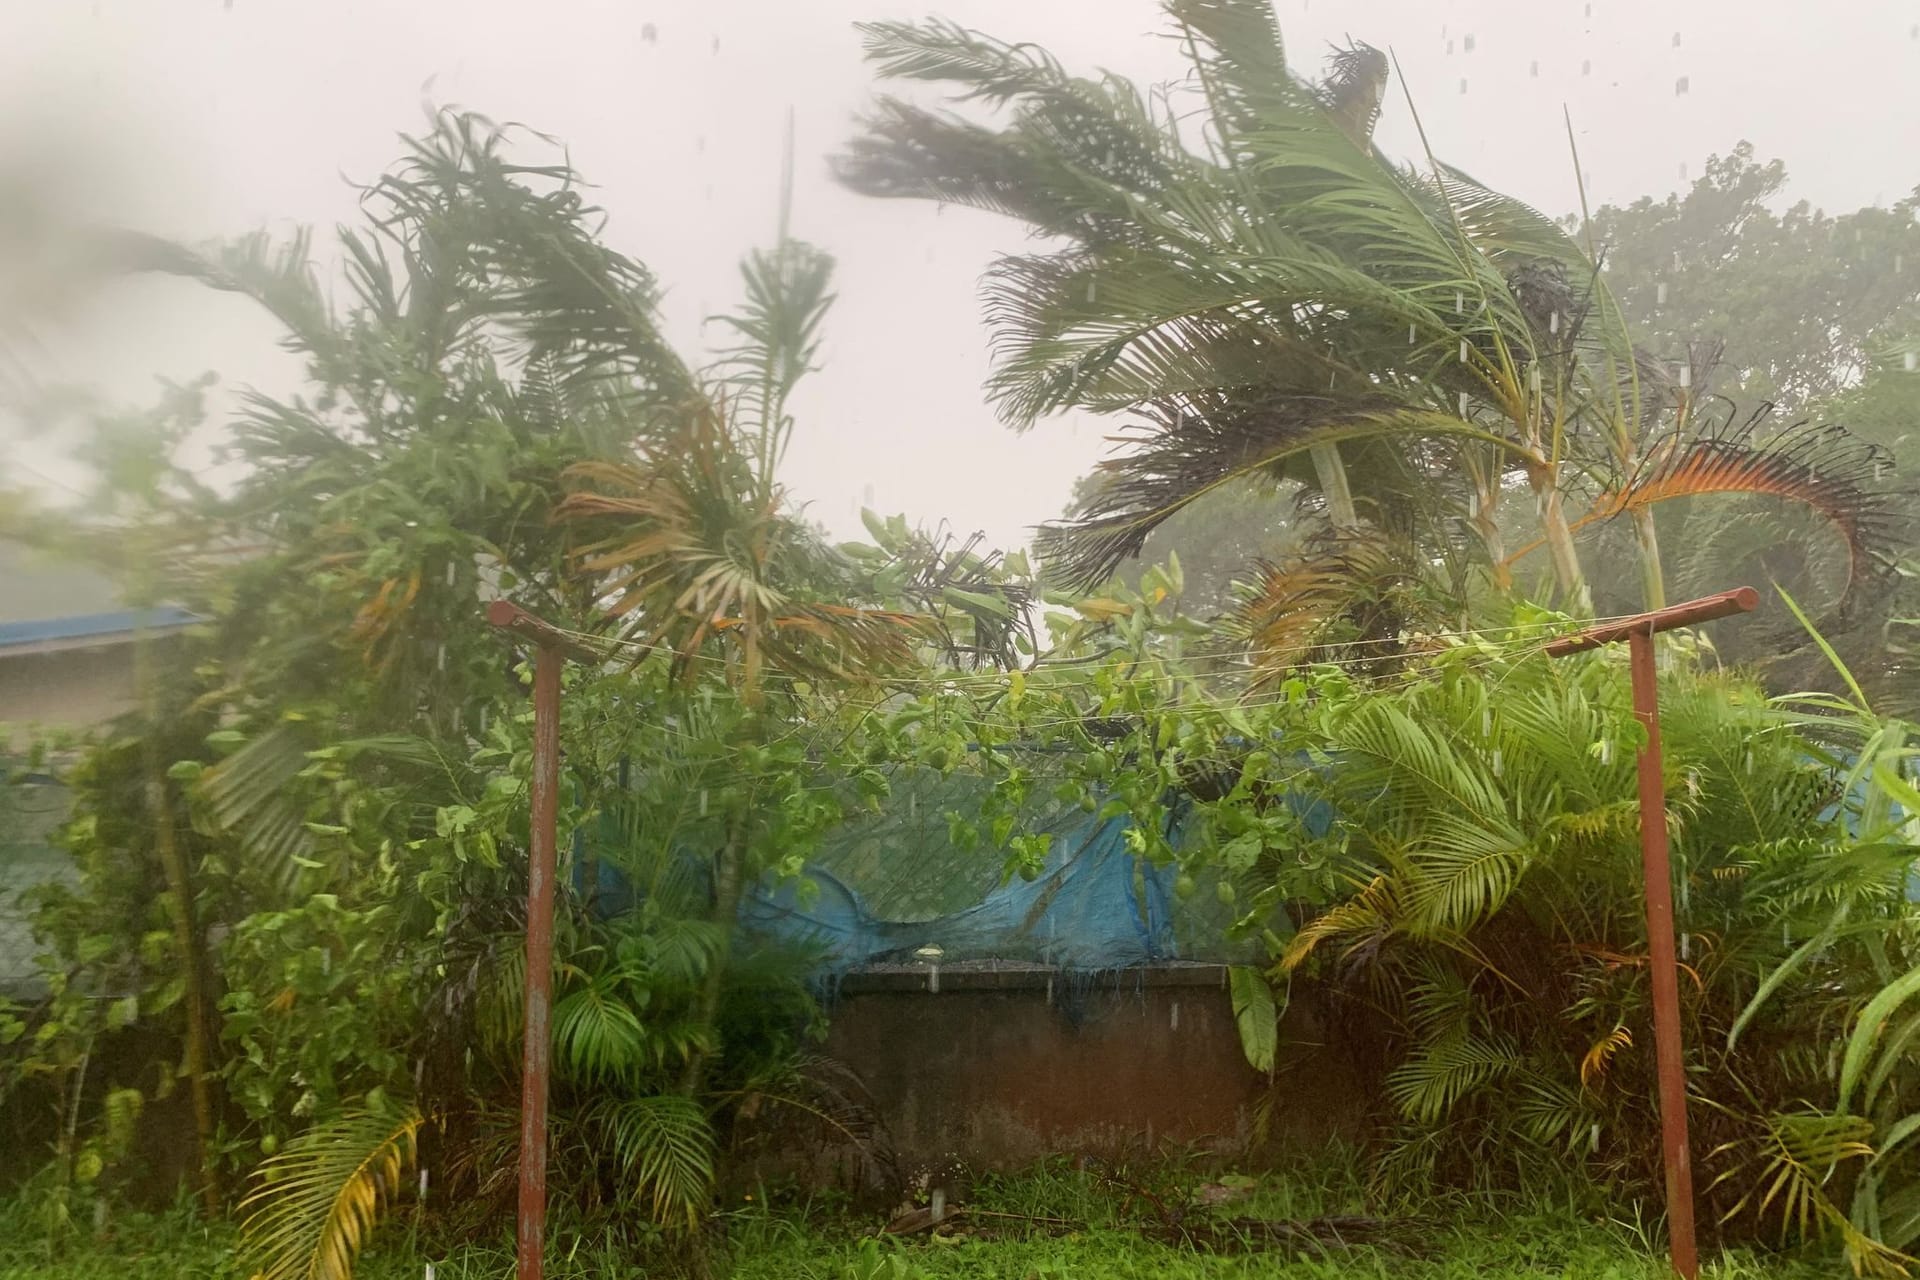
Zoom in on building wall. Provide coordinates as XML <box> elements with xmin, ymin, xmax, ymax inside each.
<box><xmin>0</xmin><ymin>642</ymin><xmax>141</xmax><ymax>739</ymax></box>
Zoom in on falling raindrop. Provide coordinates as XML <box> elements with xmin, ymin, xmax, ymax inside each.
<box><xmin>1457</xmin><ymin>390</ymin><xmax>1469</xmax><ymax>416</ymax></box>
<box><xmin>1454</xmin><ymin>290</ymin><xmax>1464</xmax><ymax>314</ymax></box>
<box><xmin>1680</xmin><ymin>932</ymin><xmax>1691</xmax><ymax>961</ymax></box>
<box><xmin>1678</xmin><ymin>364</ymin><xmax>1692</xmax><ymax>389</ymax></box>
<box><xmin>1898</xmin><ymin>254</ymin><xmax>1905</xmax><ymax>273</ymax></box>
<box><xmin>1170</xmin><ymin>1001</ymin><xmax>1180</xmax><ymax>1030</ymax></box>
<box><xmin>1656</xmin><ymin>282</ymin><xmax>1668</xmax><ymax>305</ymax></box>
<box><xmin>419</xmin><ymin>1168</ymin><xmax>430</xmax><ymax>1200</ymax></box>
<box><xmin>1459</xmin><ymin>77</ymin><xmax>1468</xmax><ymax>94</ymax></box>
<box><xmin>641</xmin><ymin>22</ymin><xmax>657</xmax><ymax>43</ymax></box>
<box><xmin>1086</xmin><ymin>279</ymin><xmax>1097</xmax><ymax>303</ymax></box>
<box><xmin>426</xmin><ymin>1265</ymin><xmax>436</xmax><ymax>1280</ymax></box>
<box><xmin>479</xmin><ymin>706</ymin><xmax>488</xmax><ymax>735</ymax></box>
<box><xmin>1491</xmin><ymin>748</ymin><xmax>1503</xmax><ymax>777</ymax></box>
<box><xmin>1674</xmin><ymin>76</ymin><xmax>1689</xmax><ymax>96</ymax></box>
<box><xmin>1045</xmin><ymin>976</ymin><xmax>1055</xmax><ymax>1004</ymax></box>
<box><xmin>436</xmin><ymin>643</ymin><xmax>446</xmax><ymax>672</ymax></box>
<box><xmin>1679</xmin><ymin>161</ymin><xmax>1688</xmax><ymax>181</ymax></box>
<box><xmin>1530</xmin><ymin>60</ymin><xmax>1539</xmax><ymax>77</ymax></box>
<box><xmin>1672</xmin><ymin>31</ymin><xmax>1682</xmax><ymax>47</ymax></box>
<box><xmin>1582</xmin><ymin>59</ymin><xmax>1591</xmax><ymax>76</ymax></box>
<box><xmin>696</xmin><ymin>135</ymin><xmax>706</xmax><ymax>154</ymax></box>
<box><xmin>1481</xmin><ymin>706</ymin><xmax>1492</xmax><ymax>738</ymax></box>
<box><xmin>321</xmin><ymin>948</ymin><xmax>331</xmax><ymax>976</ymax></box>
<box><xmin>1905</xmin><ymin>351</ymin><xmax>1918</xmax><ymax>373</ymax></box>
<box><xmin>1673</xmin><ymin>250</ymin><xmax>1682</xmax><ymax>270</ymax></box>
<box><xmin>1528</xmin><ymin>365</ymin><xmax>1542</xmax><ymax>394</ymax></box>
<box><xmin>699</xmin><ymin>788</ymin><xmax>709</xmax><ymax>817</ymax></box>
<box><xmin>1599</xmin><ymin>738</ymin><xmax>1613</xmax><ymax>766</ymax></box>
<box><xmin>1460</xmin><ymin>338</ymin><xmax>1470</xmax><ymax>363</ymax></box>
<box><xmin>1408</xmin><ymin>322</ymin><xmax>1417</xmax><ymax>345</ymax></box>
<box><xmin>928</xmin><ymin>965</ymin><xmax>940</xmax><ymax>994</ymax></box>
<box><xmin>1584</xmin><ymin>1</ymin><xmax>1591</xmax><ymax>13</ymax></box>
<box><xmin>1744</xmin><ymin>750</ymin><xmax>1754</xmax><ymax>775</ymax></box>
<box><xmin>1447</xmin><ymin>39</ymin><xmax>1455</xmax><ymax>54</ymax></box>
<box><xmin>1549</xmin><ymin>311</ymin><xmax>1561</xmax><ymax>335</ymax></box>
<box><xmin>712</xmin><ymin>34</ymin><xmax>721</xmax><ymax>54</ymax></box>
<box><xmin>1463</xmin><ymin>33</ymin><xmax>1475</xmax><ymax>53</ymax></box>
<box><xmin>445</xmin><ymin>561</ymin><xmax>456</xmax><ymax>586</ymax></box>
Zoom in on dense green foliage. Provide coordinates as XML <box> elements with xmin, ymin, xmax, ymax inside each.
<box><xmin>4</xmin><ymin>4</ymin><xmax>1920</xmax><ymax>1277</ymax></box>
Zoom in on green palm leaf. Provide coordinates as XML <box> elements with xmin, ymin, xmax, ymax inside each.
<box><xmin>237</xmin><ymin>1103</ymin><xmax>423</xmax><ymax>1280</ymax></box>
<box><xmin>594</xmin><ymin>1093</ymin><xmax>718</xmax><ymax>1231</ymax></box>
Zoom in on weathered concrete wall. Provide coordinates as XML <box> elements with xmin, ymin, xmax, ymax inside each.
<box><xmin>0</xmin><ymin>643</ymin><xmax>140</xmax><ymax>740</ymax></box>
<box><xmin>819</xmin><ymin>964</ymin><xmax>1366</xmax><ymax>1170</ymax></box>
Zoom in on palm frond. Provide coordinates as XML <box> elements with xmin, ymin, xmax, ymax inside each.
<box><xmin>1041</xmin><ymin>398</ymin><xmax>1524</xmax><ymax>588</ymax></box>
<box><xmin>1317</xmin><ymin>42</ymin><xmax>1389</xmax><ymax>147</ymax></box>
<box><xmin>194</xmin><ymin>725</ymin><xmax>318</xmax><ymax>892</ymax></box>
<box><xmin>1585</xmin><ymin>406</ymin><xmax>1899</xmax><ymax>595</ymax></box>
<box><xmin>1386</xmin><ymin>1032</ymin><xmax>1519</xmax><ymax>1125</ymax></box>
<box><xmin>552</xmin><ymin>972</ymin><xmax>650</xmax><ymax>1084</ymax></box>
<box><xmin>1166</xmin><ymin>0</ymin><xmax>1296</xmax><ymax>137</ymax></box>
<box><xmin>1229</xmin><ymin>529</ymin><xmax>1453</xmax><ymax>678</ymax></box>
<box><xmin>710</xmin><ymin>240</ymin><xmax>836</xmax><ymax>446</ymax></box>
<box><xmin>594</xmin><ymin>1093</ymin><xmax>718</xmax><ymax>1231</ymax></box>
<box><xmin>238</xmin><ymin>1103</ymin><xmax>423</xmax><ymax>1280</ymax></box>
<box><xmin>853</xmin><ymin>18</ymin><xmax>1068</xmax><ymax>104</ymax></box>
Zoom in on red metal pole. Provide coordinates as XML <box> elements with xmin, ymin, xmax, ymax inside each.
<box><xmin>1628</xmin><ymin>625</ymin><xmax>1699</xmax><ymax>1280</ymax></box>
<box><xmin>516</xmin><ymin>643</ymin><xmax>562</xmax><ymax>1280</ymax></box>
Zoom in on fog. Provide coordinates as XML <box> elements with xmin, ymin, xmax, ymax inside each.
<box><xmin>4</xmin><ymin>0</ymin><xmax>1916</xmax><ymax>550</ymax></box>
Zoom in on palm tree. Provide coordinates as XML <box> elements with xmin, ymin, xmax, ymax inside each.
<box><xmin>839</xmin><ymin>0</ymin><xmax>1896</xmax><ymax>647</ymax></box>
<box><xmin>555</xmin><ymin>225</ymin><xmax>929</xmax><ymax>1096</ymax></box>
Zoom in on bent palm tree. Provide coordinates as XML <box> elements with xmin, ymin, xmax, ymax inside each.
<box><xmin>841</xmin><ymin>0</ymin><xmax>1896</xmax><ymax>655</ymax></box>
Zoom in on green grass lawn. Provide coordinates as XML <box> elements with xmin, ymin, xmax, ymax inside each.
<box><xmin>0</xmin><ymin>1165</ymin><xmax>1841</xmax><ymax>1280</ymax></box>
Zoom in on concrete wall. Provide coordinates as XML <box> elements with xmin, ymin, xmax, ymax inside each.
<box><xmin>817</xmin><ymin>964</ymin><xmax>1366</xmax><ymax>1171</ymax></box>
<box><xmin>0</xmin><ymin>642</ymin><xmax>140</xmax><ymax>737</ymax></box>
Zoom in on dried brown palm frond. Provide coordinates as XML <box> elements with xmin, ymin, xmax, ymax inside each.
<box><xmin>1500</xmin><ymin>405</ymin><xmax>1901</xmax><ymax>601</ymax></box>
<box><xmin>1592</xmin><ymin>405</ymin><xmax>1900</xmax><ymax>594</ymax></box>
<box><xmin>1318</xmin><ymin>41</ymin><xmax>1389</xmax><ymax>147</ymax></box>
<box><xmin>1226</xmin><ymin>529</ymin><xmax>1455</xmax><ymax>683</ymax></box>
<box><xmin>557</xmin><ymin>401</ymin><xmax>928</xmax><ymax>699</ymax></box>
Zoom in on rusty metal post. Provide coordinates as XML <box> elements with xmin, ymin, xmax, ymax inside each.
<box><xmin>483</xmin><ymin>601</ymin><xmax>603</xmax><ymax>1280</ymax></box>
<box><xmin>515</xmin><ymin>642</ymin><xmax>562</xmax><ymax>1280</ymax></box>
<box><xmin>1545</xmin><ymin>586</ymin><xmax>1756</xmax><ymax>1280</ymax></box>
<box><xmin>1628</xmin><ymin>625</ymin><xmax>1698</xmax><ymax>1280</ymax></box>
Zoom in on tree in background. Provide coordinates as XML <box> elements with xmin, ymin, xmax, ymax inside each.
<box><xmin>1584</xmin><ymin>143</ymin><xmax>1920</xmax><ymax>412</ymax></box>
<box><xmin>1574</xmin><ymin>147</ymin><xmax>1920</xmax><ymax>704</ymax></box>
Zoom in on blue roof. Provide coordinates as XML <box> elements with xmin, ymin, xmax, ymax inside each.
<box><xmin>0</xmin><ymin>607</ymin><xmax>201</xmax><ymax>652</ymax></box>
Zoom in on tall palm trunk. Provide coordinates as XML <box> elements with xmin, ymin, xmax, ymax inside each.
<box><xmin>1526</xmin><ymin>461</ymin><xmax>1589</xmax><ymax>610</ymax></box>
<box><xmin>1309</xmin><ymin>442</ymin><xmax>1359</xmax><ymax>529</ymax></box>
<box><xmin>679</xmin><ymin>809</ymin><xmax>746</xmax><ymax>1098</ymax></box>
<box><xmin>1632</xmin><ymin>508</ymin><xmax>1667</xmax><ymax>612</ymax></box>
<box><xmin>136</xmin><ymin>633</ymin><xmax>222</xmax><ymax>1213</ymax></box>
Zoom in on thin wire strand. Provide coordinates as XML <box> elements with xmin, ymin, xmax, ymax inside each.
<box><xmin>528</xmin><ymin>604</ymin><xmax>1664</xmax><ymax>692</ymax></box>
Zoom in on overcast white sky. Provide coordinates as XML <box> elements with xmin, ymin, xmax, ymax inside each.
<box><xmin>3</xmin><ymin>0</ymin><xmax>1917</xmax><ymax>552</ymax></box>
